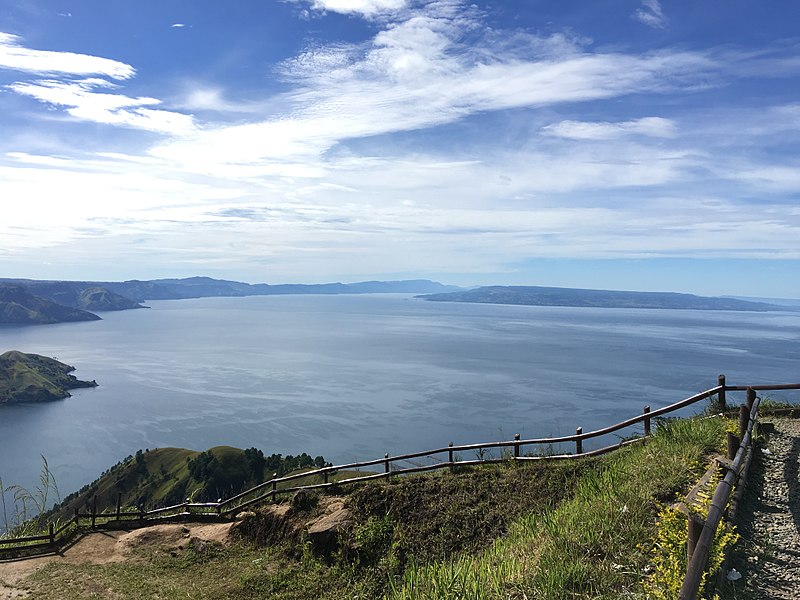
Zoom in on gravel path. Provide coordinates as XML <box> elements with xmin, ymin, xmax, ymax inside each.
<box><xmin>735</xmin><ymin>418</ymin><xmax>800</xmax><ymax>599</ymax></box>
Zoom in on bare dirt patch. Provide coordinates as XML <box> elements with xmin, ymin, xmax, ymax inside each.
<box><xmin>0</xmin><ymin>521</ymin><xmax>235</xmax><ymax>599</ymax></box>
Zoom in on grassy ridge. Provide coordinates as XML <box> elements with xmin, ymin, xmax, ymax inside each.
<box><xmin>21</xmin><ymin>416</ymin><xmax>727</xmax><ymax>599</ymax></box>
<box><xmin>0</xmin><ymin>351</ymin><xmax>97</xmax><ymax>403</ymax></box>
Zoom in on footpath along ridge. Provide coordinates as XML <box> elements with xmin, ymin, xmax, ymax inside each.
<box><xmin>733</xmin><ymin>417</ymin><xmax>800</xmax><ymax>599</ymax></box>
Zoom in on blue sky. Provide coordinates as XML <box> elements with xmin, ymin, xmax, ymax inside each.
<box><xmin>1</xmin><ymin>0</ymin><xmax>799</xmax><ymax>296</ymax></box>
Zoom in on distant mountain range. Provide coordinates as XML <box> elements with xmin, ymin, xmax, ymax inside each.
<box><xmin>0</xmin><ymin>277</ymin><xmax>460</xmax><ymax>325</ymax></box>
<box><xmin>419</xmin><ymin>285</ymin><xmax>795</xmax><ymax>312</ymax></box>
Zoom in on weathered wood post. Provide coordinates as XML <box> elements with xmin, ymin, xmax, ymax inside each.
<box><xmin>746</xmin><ymin>387</ymin><xmax>756</xmax><ymax>411</ymax></box>
<box><xmin>727</xmin><ymin>431</ymin><xmax>739</xmax><ymax>461</ymax></box>
<box><xmin>717</xmin><ymin>374</ymin><xmax>727</xmax><ymax>411</ymax></box>
<box><xmin>687</xmin><ymin>514</ymin><xmax>703</xmax><ymax>564</ymax></box>
<box><xmin>116</xmin><ymin>493</ymin><xmax>122</xmax><ymax>521</ymax></box>
<box><xmin>91</xmin><ymin>495</ymin><xmax>97</xmax><ymax>529</ymax></box>
<box><xmin>138</xmin><ymin>502</ymin><xmax>145</xmax><ymax>522</ymax></box>
<box><xmin>48</xmin><ymin>522</ymin><xmax>54</xmax><ymax>545</ymax></box>
<box><xmin>384</xmin><ymin>453</ymin><xmax>390</xmax><ymax>478</ymax></box>
<box><xmin>643</xmin><ymin>405</ymin><xmax>651</xmax><ymax>436</ymax></box>
<box><xmin>324</xmin><ymin>470</ymin><xmax>329</xmax><ymax>485</ymax></box>
<box><xmin>271</xmin><ymin>472</ymin><xmax>278</xmax><ymax>497</ymax></box>
<box><xmin>739</xmin><ymin>404</ymin><xmax>749</xmax><ymax>441</ymax></box>
<box><xmin>575</xmin><ymin>427</ymin><xmax>583</xmax><ymax>455</ymax></box>
<box><xmin>448</xmin><ymin>442</ymin><xmax>454</xmax><ymax>473</ymax></box>
<box><xmin>514</xmin><ymin>433</ymin><xmax>521</xmax><ymax>459</ymax></box>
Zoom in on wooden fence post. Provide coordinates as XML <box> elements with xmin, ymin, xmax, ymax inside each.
<box><xmin>514</xmin><ymin>433</ymin><xmax>521</xmax><ymax>459</ymax></box>
<box><xmin>575</xmin><ymin>427</ymin><xmax>583</xmax><ymax>455</ymax></box>
<box><xmin>448</xmin><ymin>442</ymin><xmax>454</xmax><ymax>473</ymax></box>
<box><xmin>384</xmin><ymin>453</ymin><xmax>390</xmax><ymax>478</ymax></box>
<box><xmin>643</xmin><ymin>405</ymin><xmax>651</xmax><ymax>436</ymax></box>
<box><xmin>116</xmin><ymin>493</ymin><xmax>122</xmax><ymax>521</ymax></box>
<box><xmin>717</xmin><ymin>374</ymin><xmax>726</xmax><ymax>411</ymax></box>
<box><xmin>746</xmin><ymin>387</ymin><xmax>756</xmax><ymax>411</ymax></box>
<box><xmin>727</xmin><ymin>431</ymin><xmax>739</xmax><ymax>461</ymax></box>
<box><xmin>739</xmin><ymin>404</ymin><xmax>749</xmax><ymax>441</ymax></box>
<box><xmin>91</xmin><ymin>496</ymin><xmax>97</xmax><ymax>529</ymax></box>
<box><xmin>48</xmin><ymin>522</ymin><xmax>54</xmax><ymax>545</ymax></box>
<box><xmin>687</xmin><ymin>514</ymin><xmax>703</xmax><ymax>564</ymax></box>
<box><xmin>271</xmin><ymin>473</ymin><xmax>278</xmax><ymax>497</ymax></box>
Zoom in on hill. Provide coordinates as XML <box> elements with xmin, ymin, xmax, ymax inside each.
<box><xmin>46</xmin><ymin>446</ymin><xmax>328</xmax><ymax>523</ymax></box>
<box><xmin>419</xmin><ymin>284</ymin><xmax>788</xmax><ymax>311</ymax></box>
<box><xmin>0</xmin><ymin>351</ymin><xmax>97</xmax><ymax>403</ymax></box>
<box><xmin>2</xmin><ymin>416</ymin><xmax>733</xmax><ymax>599</ymax></box>
<box><xmin>15</xmin><ymin>281</ymin><xmax>144</xmax><ymax>311</ymax></box>
<box><xmin>0</xmin><ymin>284</ymin><xmax>102</xmax><ymax>325</ymax></box>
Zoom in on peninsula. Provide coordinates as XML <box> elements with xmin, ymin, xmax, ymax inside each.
<box><xmin>418</xmin><ymin>285</ymin><xmax>790</xmax><ymax>311</ymax></box>
<box><xmin>0</xmin><ymin>351</ymin><xmax>97</xmax><ymax>404</ymax></box>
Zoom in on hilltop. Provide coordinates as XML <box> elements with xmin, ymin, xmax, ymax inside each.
<box><xmin>0</xmin><ymin>416</ymin><xmax>737</xmax><ymax>599</ymax></box>
<box><xmin>0</xmin><ymin>351</ymin><xmax>97</xmax><ymax>403</ymax></box>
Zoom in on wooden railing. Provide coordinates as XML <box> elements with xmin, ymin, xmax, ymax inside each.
<box><xmin>2</xmin><ymin>376</ymin><xmax>798</xmax><ymax>569</ymax></box>
<box><xmin>678</xmin><ymin>381</ymin><xmax>800</xmax><ymax>599</ymax></box>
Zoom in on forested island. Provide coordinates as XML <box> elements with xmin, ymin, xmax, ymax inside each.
<box><xmin>0</xmin><ymin>351</ymin><xmax>97</xmax><ymax>404</ymax></box>
<box><xmin>419</xmin><ymin>285</ymin><xmax>792</xmax><ymax>311</ymax></box>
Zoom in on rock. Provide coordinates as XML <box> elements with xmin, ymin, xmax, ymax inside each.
<box><xmin>290</xmin><ymin>489</ymin><xmax>318</xmax><ymax>512</ymax></box>
<box><xmin>306</xmin><ymin>507</ymin><xmax>352</xmax><ymax>553</ymax></box>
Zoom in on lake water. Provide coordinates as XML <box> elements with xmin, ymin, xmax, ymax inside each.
<box><xmin>1</xmin><ymin>294</ymin><xmax>798</xmax><ymax>502</ymax></box>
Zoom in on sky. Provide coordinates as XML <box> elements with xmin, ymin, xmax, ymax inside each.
<box><xmin>1</xmin><ymin>0</ymin><xmax>799</xmax><ymax>297</ymax></box>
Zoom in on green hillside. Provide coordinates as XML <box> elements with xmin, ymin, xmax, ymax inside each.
<box><xmin>0</xmin><ymin>284</ymin><xmax>101</xmax><ymax>324</ymax></box>
<box><xmin>47</xmin><ymin>446</ymin><xmax>329</xmax><ymax>522</ymax></box>
<box><xmin>0</xmin><ymin>351</ymin><xmax>97</xmax><ymax>403</ymax></box>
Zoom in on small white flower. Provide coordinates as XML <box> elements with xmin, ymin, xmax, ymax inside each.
<box><xmin>727</xmin><ymin>568</ymin><xmax>743</xmax><ymax>581</ymax></box>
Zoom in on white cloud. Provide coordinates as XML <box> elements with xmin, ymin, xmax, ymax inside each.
<box><xmin>633</xmin><ymin>0</ymin><xmax>667</xmax><ymax>29</ymax></box>
<box><xmin>9</xmin><ymin>79</ymin><xmax>196</xmax><ymax>134</ymax></box>
<box><xmin>151</xmin><ymin>0</ymin><xmax>713</xmax><ymax>171</ymax></box>
<box><xmin>0</xmin><ymin>32</ymin><xmax>134</xmax><ymax>79</ymax></box>
<box><xmin>292</xmin><ymin>0</ymin><xmax>408</xmax><ymax>19</ymax></box>
<box><xmin>542</xmin><ymin>117</ymin><xmax>678</xmax><ymax>140</ymax></box>
<box><xmin>171</xmin><ymin>23</ymin><xmax>187</xmax><ymax>28</ymax></box>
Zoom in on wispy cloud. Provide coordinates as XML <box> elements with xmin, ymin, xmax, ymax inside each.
<box><xmin>542</xmin><ymin>117</ymin><xmax>677</xmax><ymax>140</ymax></box>
<box><xmin>151</xmin><ymin>2</ymin><xmax>713</xmax><ymax>169</ymax></box>
<box><xmin>0</xmin><ymin>32</ymin><xmax>134</xmax><ymax>79</ymax></box>
<box><xmin>633</xmin><ymin>0</ymin><xmax>667</xmax><ymax>29</ymax></box>
<box><xmin>2</xmin><ymin>33</ymin><xmax>194</xmax><ymax>134</ymax></box>
<box><xmin>9</xmin><ymin>79</ymin><xmax>196</xmax><ymax>134</ymax></box>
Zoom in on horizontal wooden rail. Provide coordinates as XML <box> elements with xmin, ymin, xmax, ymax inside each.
<box><xmin>679</xmin><ymin>391</ymin><xmax>762</xmax><ymax>599</ymax></box>
<box><xmin>725</xmin><ymin>383</ymin><xmax>800</xmax><ymax>392</ymax></box>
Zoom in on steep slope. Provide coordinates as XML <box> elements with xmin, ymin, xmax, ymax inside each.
<box><xmin>0</xmin><ymin>284</ymin><xmax>101</xmax><ymax>324</ymax></box>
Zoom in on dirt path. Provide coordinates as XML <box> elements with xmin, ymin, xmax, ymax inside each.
<box><xmin>733</xmin><ymin>418</ymin><xmax>800</xmax><ymax>599</ymax></box>
<box><xmin>0</xmin><ymin>522</ymin><xmax>235</xmax><ymax>599</ymax></box>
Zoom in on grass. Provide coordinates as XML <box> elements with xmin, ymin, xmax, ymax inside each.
<box><xmin>16</xmin><ymin>416</ymin><xmax>728</xmax><ymax>600</ymax></box>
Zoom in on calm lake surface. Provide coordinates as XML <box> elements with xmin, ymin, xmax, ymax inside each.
<box><xmin>1</xmin><ymin>294</ymin><xmax>799</xmax><ymax>499</ymax></box>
